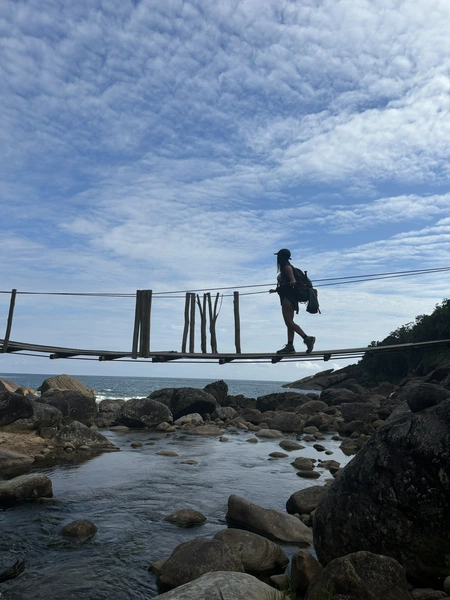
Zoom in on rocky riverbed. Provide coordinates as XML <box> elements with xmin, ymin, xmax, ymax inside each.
<box><xmin>1</xmin><ymin>368</ymin><xmax>450</xmax><ymax>599</ymax></box>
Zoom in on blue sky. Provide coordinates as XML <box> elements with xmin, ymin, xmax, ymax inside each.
<box><xmin>1</xmin><ymin>0</ymin><xmax>450</xmax><ymax>382</ymax></box>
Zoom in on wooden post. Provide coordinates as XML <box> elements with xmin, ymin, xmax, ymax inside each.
<box><xmin>197</xmin><ymin>293</ymin><xmax>207</xmax><ymax>354</ymax></box>
<box><xmin>181</xmin><ymin>293</ymin><xmax>190</xmax><ymax>353</ymax></box>
<box><xmin>2</xmin><ymin>289</ymin><xmax>17</xmax><ymax>353</ymax></box>
<box><xmin>189</xmin><ymin>293</ymin><xmax>196</xmax><ymax>353</ymax></box>
<box><xmin>233</xmin><ymin>291</ymin><xmax>241</xmax><ymax>354</ymax></box>
<box><xmin>207</xmin><ymin>292</ymin><xmax>220</xmax><ymax>353</ymax></box>
<box><xmin>131</xmin><ymin>290</ymin><xmax>152</xmax><ymax>358</ymax></box>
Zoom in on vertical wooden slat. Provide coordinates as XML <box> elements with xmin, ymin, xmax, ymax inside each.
<box><xmin>2</xmin><ymin>289</ymin><xmax>17</xmax><ymax>353</ymax></box>
<box><xmin>140</xmin><ymin>290</ymin><xmax>152</xmax><ymax>358</ymax></box>
<box><xmin>207</xmin><ymin>292</ymin><xmax>219</xmax><ymax>354</ymax></box>
<box><xmin>132</xmin><ymin>290</ymin><xmax>142</xmax><ymax>359</ymax></box>
<box><xmin>233</xmin><ymin>291</ymin><xmax>241</xmax><ymax>354</ymax></box>
<box><xmin>182</xmin><ymin>293</ymin><xmax>190</xmax><ymax>353</ymax></box>
<box><xmin>197</xmin><ymin>293</ymin><xmax>207</xmax><ymax>354</ymax></box>
<box><xmin>189</xmin><ymin>293</ymin><xmax>196</xmax><ymax>353</ymax></box>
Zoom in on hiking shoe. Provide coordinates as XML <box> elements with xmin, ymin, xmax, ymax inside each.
<box><xmin>277</xmin><ymin>343</ymin><xmax>295</xmax><ymax>354</ymax></box>
<box><xmin>304</xmin><ymin>336</ymin><xmax>316</xmax><ymax>354</ymax></box>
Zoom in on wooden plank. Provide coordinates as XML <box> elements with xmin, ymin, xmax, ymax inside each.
<box><xmin>2</xmin><ymin>289</ymin><xmax>17</xmax><ymax>353</ymax></box>
<box><xmin>181</xmin><ymin>293</ymin><xmax>190</xmax><ymax>353</ymax></box>
<box><xmin>233</xmin><ymin>291</ymin><xmax>241</xmax><ymax>354</ymax></box>
<box><xmin>131</xmin><ymin>290</ymin><xmax>142</xmax><ymax>359</ymax></box>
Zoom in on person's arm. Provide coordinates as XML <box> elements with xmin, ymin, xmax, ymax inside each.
<box><xmin>284</xmin><ymin>265</ymin><xmax>296</xmax><ymax>285</ymax></box>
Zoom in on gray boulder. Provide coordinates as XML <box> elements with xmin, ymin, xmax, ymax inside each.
<box><xmin>286</xmin><ymin>485</ymin><xmax>328</xmax><ymax>515</ymax></box>
<box><xmin>1</xmin><ymin>400</ymin><xmax>62</xmax><ymax>433</ymax></box>
<box><xmin>52</xmin><ymin>421</ymin><xmax>119</xmax><ymax>451</ymax></box>
<box><xmin>156</xmin><ymin>388</ymin><xmax>219</xmax><ymax>420</ymax></box>
<box><xmin>256</xmin><ymin>392</ymin><xmax>303</xmax><ymax>412</ymax></box>
<box><xmin>0</xmin><ymin>392</ymin><xmax>33</xmax><ymax>426</ymax></box>
<box><xmin>262</xmin><ymin>412</ymin><xmax>304</xmax><ymax>433</ymax></box>
<box><xmin>290</xmin><ymin>549</ymin><xmax>323</xmax><ymax>595</ymax></box>
<box><xmin>38</xmin><ymin>374</ymin><xmax>95</xmax><ymax>398</ymax></box>
<box><xmin>0</xmin><ymin>448</ymin><xmax>35</xmax><ymax>472</ymax></box>
<box><xmin>149</xmin><ymin>388</ymin><xmax>177</xmax><ymax>406</ymax></box>
<box><xmin>0</xmin><ymin>378</ymin><xmax>21</xmax><ymax>393</ymax></box>
<box><xmin>61</xmin><ymin>519</ymin><xmax>98</xmax><ymax>542</ymax></box>
<box><xmin>214</xmin><ymin>528</ymin><xmax>288</xmax><ymax>573</ymax></box>
<box><xmin>339</xmin><ymin>402</ymin><xmax>376</xmax><ymax>423</ymax></box>
<box><xmin>320</xmin><ymin>388</ymin><xmax>362</xmax><ymax>406</ymax></box>
<box><xmin>295</xmin><ymin>400</ymin><xmax>329</xmax><ymax>416</ymax></box>
<box><xmin>153</xmin><ymin>571</ymin><xmax>285</xmax><ymax>599</ymax></box>
<box><xmin>404</xmin><ymin>383</ymin><xmax>450</xmax><ymax>413</ymax></box>
<box><xmin>164</xmin><ymin>509</ymin><xmax>207</xmax><ymax>527</ymax></box>
<box><xmin>226</xmin><ymin>494</ymin><xmax>312</xmax><ymax>545</ymax></box>
<box><xmin>94</xmin><ymin>399</ymin><xmax>126</xmax><ymax>427</ymax></box>
<box><xmin>305</xmin><ymin>551</ymin><xmax>412</xmax><ymax>600</ymax></box>
<box><xmin>119</xmin><ymin>398</ymin><xmax>172</xmax><ymax>428</ymax></box>
<box><xmin>313</xmin><ymin>399</ymin><xmax>450</xmax><ymax>586</ymax></box>
<box><xmin>159</xmin><ymin>537</ymin><xmax>244</xmax><ymax>589</ymax></box>
<box><xmin>211</xmin><ymin>406</ymin><xmax>237</xmax><ymax>420</ymax></box>
<box><xmin>0</xmin><ymin>473</ymin><xmax>53</xmax><ymax>504</ymax></box>
<box><xmin>38</xmin><ymin>389</ymin><xmax>97</xmax><ymax>426</ymax></box>
<box><xmin>203</xmin><ymin>380</ymin><xmax>228</xmax><ymax>405</ymax></box>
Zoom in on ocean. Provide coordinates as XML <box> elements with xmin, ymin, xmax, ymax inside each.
<box><xmin>0</xmin><ymin>372</ymin><xmax>298</xmax><ymax>401</ymax></box>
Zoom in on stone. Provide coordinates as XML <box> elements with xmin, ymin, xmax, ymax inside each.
<box><xmin>291</xmin><ymin>457</ymin><xmax>315</xmax><ymax>471</ymax></box>
<box><xmin>445</xmin><ymin>577</ymin><xmax>450</xmax><ymax>595</ymax></box>
<box><xmin>226</xmin><ymin>494</ymin><xmax>312</xmax><ymax>545</ymax></box>
<box><xmin>296</xmin><ymin>470</ymin><xmax>321</xmax><ymax>479</ymax></box>
<box><xmin>286</xmin><ymin>485</ymin><xmax>327</xmax><ymax>515</ymax></box>
<box><xmin>2</xmin><ymin>400</ymin><xmax>62</xmax><ymax>433</ymax></box>
<box><xmin>38</xmin><ymin>374</ymin><xmax>95</xmax><ymax>398</ymax></box>
<box><xmin>94</xmin><ymin>399</ymin><xmax>125</xmax><ymax>427</ymax></box>
<box><xmin>313</xmin><ymin>398</ymin><xmax>450</xmax><ymax>586</ymax></box>
<box><xmin>262</xmin><ymin>412</ymin><xmax>304</xmax><ymax>433</ymax></box>
<box><xmin>214</xmin><ymin>528</ymin><xmax>289</xmax><ymax>573</ymax></box>
<box><xmin>158</xmin><ymin>538</ymin><xmax>244</xmax><ymax>589</ymax></box>
<box><xmin>339</xmin><ymin>402</ymin><xmax>377</xmax><ymax>423</ymax></box>
<box><xmin>0</xmin><ymin>473</ymin><xmax>53</xmax><ymax>504</ymax></box>
<box><xmin>405</xmin><ymin>383</ymin><xmax>450</xmax><ymax>413</ymax></box>
<box><xmin>186</xmin><ymin>425</ymin><xmax>224</xmax><ymax>436</ymax></box>
<box><xmin>0</xmin><ymin>392</ymin><xmax>34</xmax><ymax>426</ymax></box>
<box><xmin>164</xmin><ymin>509</ymin><xmax>206</xmax><ymax>526</ymax></box>
<box><xmin>119</xmin><ymin>397</ymin><xmax>173</xmax><ymax>428</ymax></box>
<box><xmin>305</xmin><ymin>551</ymin><xmax>412</xmax><ymax>600</ymax></box>
<box><xmin>0</xmin><ymin>377</ymin><xmax>21</xmax><ymax>393</ymax></box>
<box><xmin>295</xmin><ymin>400</ymin><xmax>329</xmax><ymax>415</ymax></box>
<box><xmin>203</xmin><ymin>380</ymin><xmax>228</xmax><ymax>405</ymax></box>
<box><xmin>157</xmin><ymin>388</ymin><xmax>219</xmax><ymax>421</ymax></box>
<box><xmin>279</xmin><ymin>440</ymin><xmax>305</xmax><ymax>451</ymax></box>
<box><xmin>153</xmin><ymin>571</ymin><xmax>285</xmax><ymax>599</ymax></box>
<box><xmin>211</xmin><ymin>406</ymin><xmax>237</xmax><ymax>420</ymax></box>
<box><xmin>0</xmin><ymin>448</ymin><xmax>35</xmax><ymax>471</ymax></box>
<box><xmin>411</xmin><ymin>590</ymin><xmax>447</xmax><ymax>600</ymax></box>
<box><xmin>269</xmin><ymin>452</ymin><xmax>288</xmax><ymax>458</ymax></box>
<box><xmin>256</xmin><ymin>392</ymin><xmax>304</xmax><ymax>412</ymax></box>
<box><xmin>290</xmin><ymin>549</ymin><xmax>322</xmax><ymax>594</ymax></box>
<box><xmin>255</xmin><ymin>429</ymin><xmax>283</xmax><ymax>439</ymax></box>
<box><xmin>38</xmin><ymin>389</ymin><xmax>98</xmax><ymax>426</ymax></box>
<box><xmin>52</xmin><ymin>421</ymin><xmax>119</xmax><ymax>451</ymax></box>
<box><xmin>61</xmin><ymin>519</ymin><xmax>98</xmax><ymax>541</ymax></box>
<box><xmin>174</xmin><ymin>413</ymin><xmax>204</xmax><ymax>426</ymax></box>
<box><xmin>320</xmin><ymin>388</ymin><xmax>362</xmax><ymax>406</ymax></box>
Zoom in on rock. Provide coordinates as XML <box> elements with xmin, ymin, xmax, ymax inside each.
<box><xmin>174</xmin><ymin>413</ymin><xmax>204</xmax><ymax>426</ymax></box>
<box><xmin>304</xmin><ymin>551</ymin><xmax>412</xmax><ymax>600</ymax></box>
<box><xmin>320</xmin><ymin>388</ymin><xmax>363</xmax><ymax>406</ymax></box>
<box><xmin>211</xmin><ymin>407</ymin><xmax>237</xmax><ymax>420</ymax></box>
<box><xmin>214</xmin><ymin>528</ymin><xmax>289</xmax><ymax>573</ymax></box>
<box><xmin>118</xmin><ymin>397</ymin><xmax>173</xmax><ymax>428</ymax></box>
<box><xmin>159</xmin><ymin>538</ymin><xmax>244</xmax><ymax>589</ymax></box>
<box><xmin>38</xmin><ymin>374</ymin><xmax>95</xmax><ymax>399</ymax></box>
<box><xmin>153</xmin><ymin>571</ymin><xmax>285</xmax><ymax>599</ymax></box>
<box><xmin>256</xmin><ymin>392</ymin><xmax>304</xmax><ymax>412</ymax></box>
<box><xmin>313</xmin><ymin>398</ymin><xmax>450</xmax><ymax>586</ymax></box>
<box><xmin>1</xmin><ymin>400</ymin><xmax>62</xmax><ymax>433</ymax></box>
<box><xmin>61</xmin><ymin>519</ymin><xmax>98</xmax><ymax>542</ymax></box>
<box><xmin>286</xmin><ymin>485</ymin><xmax>327</xmax><ymax>515</ymax></box>
<box><xmin>339</xmin><ymin>402</ymin><xmax>376</xmax><ymax>423</ymax></box>
<box><xmin>157</xmin><ymin>451</ymin><xmax>179</xmax><ymax>457</ymax></box>
<box><xmin>269</xmin><ymin>452</ymin><xmax>288</xmax><ymax>458</ymax></box>
<box><xmin>0</xmin><ymin>392</ymin><xmax>34</xmax><ymax>426</ymax></box>
<box><xmin>240</xmin><ymin>408</ymin><xmax>263</xmax><ymax>424</ymax></box>
<box><xmin>226</xmin><ymin>494</ymin><xmax>312</xmax><ymax>545</ymax></box>
<box><xmin>0</xmin><ymin>377</ymin><xmax>21</xmax><ymax>393</ymax></box>
<box><xmin>404</xmin><ymin>383</ymin><xmax>450</xmax><ymax>413</ymax></box>
<box><xmin>262</xmin><ymin>412</ymin><xmax>304</xmax><ymax>433</ymax></box>
<box><xmin>446</xmin><ymin>577</ymin><xmax>450</xmax><ymax>595</ymax></box>
<box><xmin>296</xmin><ymin>470</ymin><xmax>320</xmax><ymax>479</ymax></box>
<box><xmin>411</xmin><ymin>590</ymin><xmax>448</xmax><ymax>600</ymax></box>
<box><xmin>38</xmin><ymin>389</ymin><xmax>97</xmax><ymax>426</ymax></box>
<box><xmin>255</xmin><ymin>429</ymin><xmax>283</xmax><ymax>439</ymax></box>
<box><xmin>291</xmin><ymin>457</ymin><xmax>315</xmax><ymax>471</ymax></box>
<box><xmin>296</xmin><ymin>400</ymin><xmax>329</xmax><ymax>416</ymax></box>
<box><xmin>52</xmin><ymin>421</ymin><xmax>119</xmax><ymax>451</ymax></box>
<box><xmin>0</xmin><ymin>448</ymin><xmax>35</xmax><ymax>471</ymax></box>
<box><xmin>279</xmin><ymin>440</ymin><xmax>305</xmax><ymax>451</ymax></box>
<box><xmin>94</xmin><ymin>399</ymin><xmax>125</xmax><ymax>427</ymax></box>
<box><xmin>0</xmin><ymin>473</ymin><xmax>53</xmax><ymax>504</ymax></box>
<box><xmin>157</xmin><ymin>388</ymin><xmax>219</xmax><ymax>420</ymax></box>
<box><xmin>290</xmin><ymin>549</ymin><xmax>322</xmax><ymax>594</ymax></box>
<box><xmin>203</xmin><ymin>380</ymin><xmax>228</xmax><ymax>405</ymax></box>
<box><xmin>186</xmin><ymin>425</ymin><xmax>224</xmax><ymax>436</ymax></box>
<box><xmin>164</xmin><ymin>509</ymin><xmax>207</xmax><ymax>527</ymax></box>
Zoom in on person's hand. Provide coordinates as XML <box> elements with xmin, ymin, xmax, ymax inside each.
<box><xmin>269</xmin><ymin>289</ymin><xmax>276</xmax><ymax>294</ymax></box>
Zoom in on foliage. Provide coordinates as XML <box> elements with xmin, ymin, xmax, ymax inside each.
<box><xmin>359</xmin><ymin>298</ymin><xmax>450</xmax><ymax>382</ymax></box>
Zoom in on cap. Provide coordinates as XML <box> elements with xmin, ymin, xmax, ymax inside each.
<box><xmin>274</xmin><ymin>248</ymin><xmax>291</xmax><ymax>258</ymax></box>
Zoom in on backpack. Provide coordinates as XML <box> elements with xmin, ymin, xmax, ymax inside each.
<box><xmin>292</xmin><ymin>267</ymin><xmax>321</xmax><ymax>314</ymax></box>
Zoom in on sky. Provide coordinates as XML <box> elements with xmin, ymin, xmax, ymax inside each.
<box><xmin>1</xmin><ymin>0</ymin><xmax>450</xmax><ymax>383</ymax></box>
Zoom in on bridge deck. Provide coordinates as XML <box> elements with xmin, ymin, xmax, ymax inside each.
<box><xmin>2</xmin><ymin>338</ymin><xmax>450</xmax><ymax>364</ymax></box>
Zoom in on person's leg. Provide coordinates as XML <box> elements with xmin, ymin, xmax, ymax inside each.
<box><xmin>281</xmin><ymin>298</ymin><xmax>306</xmax><ymax>341</ymax></box>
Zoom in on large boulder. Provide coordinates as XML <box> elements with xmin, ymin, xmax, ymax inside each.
<box><xmin>119</xmin><ymin>398</ymin><xmax>172</xmax><ymax>428</ymax></box>
<box><xmin>160</xmin><ymin>388</ymin><xmax>219</xmax><ymax>420</ymax></box>
<box><xmin>286</xmin><ymin>485</ymin><xmax>328</xmax><ymax>515</ymax></box>
<box><xmin>0</xmin><ymin>448</ymin><xmax>35</xmax><ymax>472</ymax></box>
<box><xmin>0</xmin><ymin>473</ymin><xmax>53</xmax><ymax>504</ymax></box>
<box><xmin>37</xmin><ymin>390</ymin><xmax>97</xmax><ymax>426</ymax></box>
<box><xmin>0</xmin><ymin>392</ymin><xmax>34</xmax><ymax>426</ymax></box>
<box><xmin>94</xmin><ymin>399</ymin><xmax>126</xmax><ymax>427</ymax></box>
<box><xmin>38</xmin><ymin>374</ymin><xmax>95</xmax><ymax>399</ymax></box>
<box><xmin>52</xmin><ymin>421</ymin><xmax>119</xmax><ymax>451</ymax></box>
<box><xmin>320</xmin><ymin>388</ymin><xmax>363</xmax><ymax>406</ymax></box>
<box><xmin>0</xmin><ymin>378</ymin><xmax>21</xmax><ymax>393</ymax></box>
<box><xmin>305</xmin><ymin>551</ymin><xmax>412</xmax><ymax>600</ymax></box>
<box><xmin>226</xmin><ymin>494</ymin><xmax>312</xmax><ymax>546</ymax></box>
<box><xmin>256</xmin><ymin>392</ymin><xmax>304</xmax><ymax>412</ymax></box>
<box><xmin>214</xmin><ymin>528</ymin><xmax>289</xmax><ymax>573</ymax></box>
<box><xmin>158</xmin><ymin>537</ymin><xmax>244</xmax><ymax>589</ymax></box>
<box><xmin>313</xmin><ymin>399</ymin><xmax>450</xmax><ymax>586</ymax></box>
<box><xmin>203</xmin><ymin>380</ymin><xmax>228</xmax><ymax>405</ymax></box>
<box><xmin>1</xmin><ymin>400</ymin><xmax>62</xmax><ymax>433</ymax></box>
<box><xmin>262</xmin><ymin>411</ymin><xmax>304</xmax><ymax>433</ymax></box>
<box><xmin>339</xmin><ymin>402</ymin><xmax>376</xmax><ymax>423</ymax></box>
<box><xmin>153</xmin><ymin>571</ymin><xmax>285</xmax><ymax>599</ymax></box>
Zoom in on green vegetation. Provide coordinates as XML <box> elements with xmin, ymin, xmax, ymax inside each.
<box><xmin>359</xmin><ymin>298</ymin><xmax>450</xmax><ymax>383</ymax></box>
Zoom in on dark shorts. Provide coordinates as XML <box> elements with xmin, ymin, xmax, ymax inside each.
<box><xmin>277</xmin><ymin>285</ymin><xmax>299</xmax><ymax>314</ymax></box>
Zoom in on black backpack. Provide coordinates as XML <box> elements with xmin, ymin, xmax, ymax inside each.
<box><xmin>292</xmin><ymin>267</ymin><xmax>321</xmax><ymax>314</ymax></box>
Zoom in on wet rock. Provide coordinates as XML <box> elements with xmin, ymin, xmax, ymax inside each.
<box><xmin>2</xmin><ymin>400</ymin><xmax>62</xmax><ymax>433</ymax></box>
<box><xmin>164</xmin><ymin>509</ymin><xmax>206</xmax><ymax>527</ymax></box>
<box><xmin>186</xmin><ymin>425</ymin><xmax>223</xmax><ymax>436</ymax></box>
<box><xmin>158</xmin><ymin>388</ymin><xmax>219</xmax><ymax>420</ymax></box>
<box><xmin>290</xmin><ymin>549</ymin><xmax>322</xmax><ymax>595</ymax></box>
<box><xmin>0</xmin><ymin>392</ymin><xmax>34</xmax><ymax>426</ymax></box>
<box><xmin>0</xmin><ymin>448</ymin><xmax>34</xmax><ymax>471</ymax></box>
<box><xmin>305</xmin><ymin>551</ymin><xmax>412</xmax><ymax>600</ymax></box>
<box><xmin>286</xmin><ymin>485</ymin><xmax>327</xmax><ymax>515</ymax></box>
<box><xmin>211</xmin><ymin>407</ymin><xmax>237</xmax><ymax>420</ymax></box>
<box><xmin>61</xmin><ymin>519</ymin><xmax>98</xmax><ymax>542</ymax></box>
<box><xmin>262</xmin><ymin>412</ymin><xmax>304</xmax><ymax>433</ymax></box>
<box><xmin>38</xmin><ymin>389</ymin><xmax>98</xmax><ymax>426</ymax></box>
<box><xmin>53</xmin><ymin>421</ymin><xmax>119</xmax><ymax>451</ymax></box>
<box><xmin>94</xmin><ymin>399</ymin><xmax>125</xmax><ymax>427</ymax></box>
<box><xmin>153</xmin><ymin>571</ymin><xmax>285</xmax><ymax>599</ymax></box>
<box><xmin>295</xmin><ymin>400</ymin><xmax>329</xmax><ymax>416</ymax></box>
<box><xmin>320</xmin><ymin>388</ymin><xmax>363</xmax><ymax>406</ymax></box>
<box><xmin>0</xmin><ymin>473</ymin><xmax>53</xmax><ymax>504</ymax></box>
<box><xmin>214</xmin><ymin>528</ymin><xmax>289</xmax><ymax>573</ymax></box>
<box><xmin>119</xmin><ymin>397</ymin><xmax>173</xmax><ymax>428</ymax></box>
<box><xmin>226</xmin><ymin>494</ymin><xmax>312</xmax><ymax>545</ymax></box>
<box><xmin>255</xmin><ymin>429</ymin><xmax>283</xmax><ymax>439</ymax></box>
<box><xmin>291</xmin><ymin>457</ymin><xmax>315</xmax><ymax>471</ymax></box>
<box><xmin>279</xmin><ymin>439</ymin><xmax>305</xmax><ymax>451</ymax></box>
<box><xmin>174</xmin><ymin>413</ymin><xmax>204</xmax><ymax>426</ymax></box>
<box><xmin>256</xmin><ymin>392</ymin><xmax>304</xmax><ymax>412</ymax></box>
<box><xmin>239</xmin><ymin>408</ymin><xmax>262</xmax><ymax>424</ymax></box>
<box><xmin>159</xmin><ymin>538</ymin><xmax>244</xmax><ymax>589</ymax></box>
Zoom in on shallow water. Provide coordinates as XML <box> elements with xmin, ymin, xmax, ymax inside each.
<box><xmin>0</xmin><ymin>428</ymin><xmax>350</xmax><ymax>600</ymax></box>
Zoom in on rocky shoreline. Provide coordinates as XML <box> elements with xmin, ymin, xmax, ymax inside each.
<box><xmin>1</xmin><ymin>366</ymin><xmax>450</xmax><ymax>599</ymax></box>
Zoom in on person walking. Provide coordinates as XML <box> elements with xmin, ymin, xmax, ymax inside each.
<box><xmin>269</xmin><ymin>248</ymin><xmax>316</xmax><ymax>354</ymax></box>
